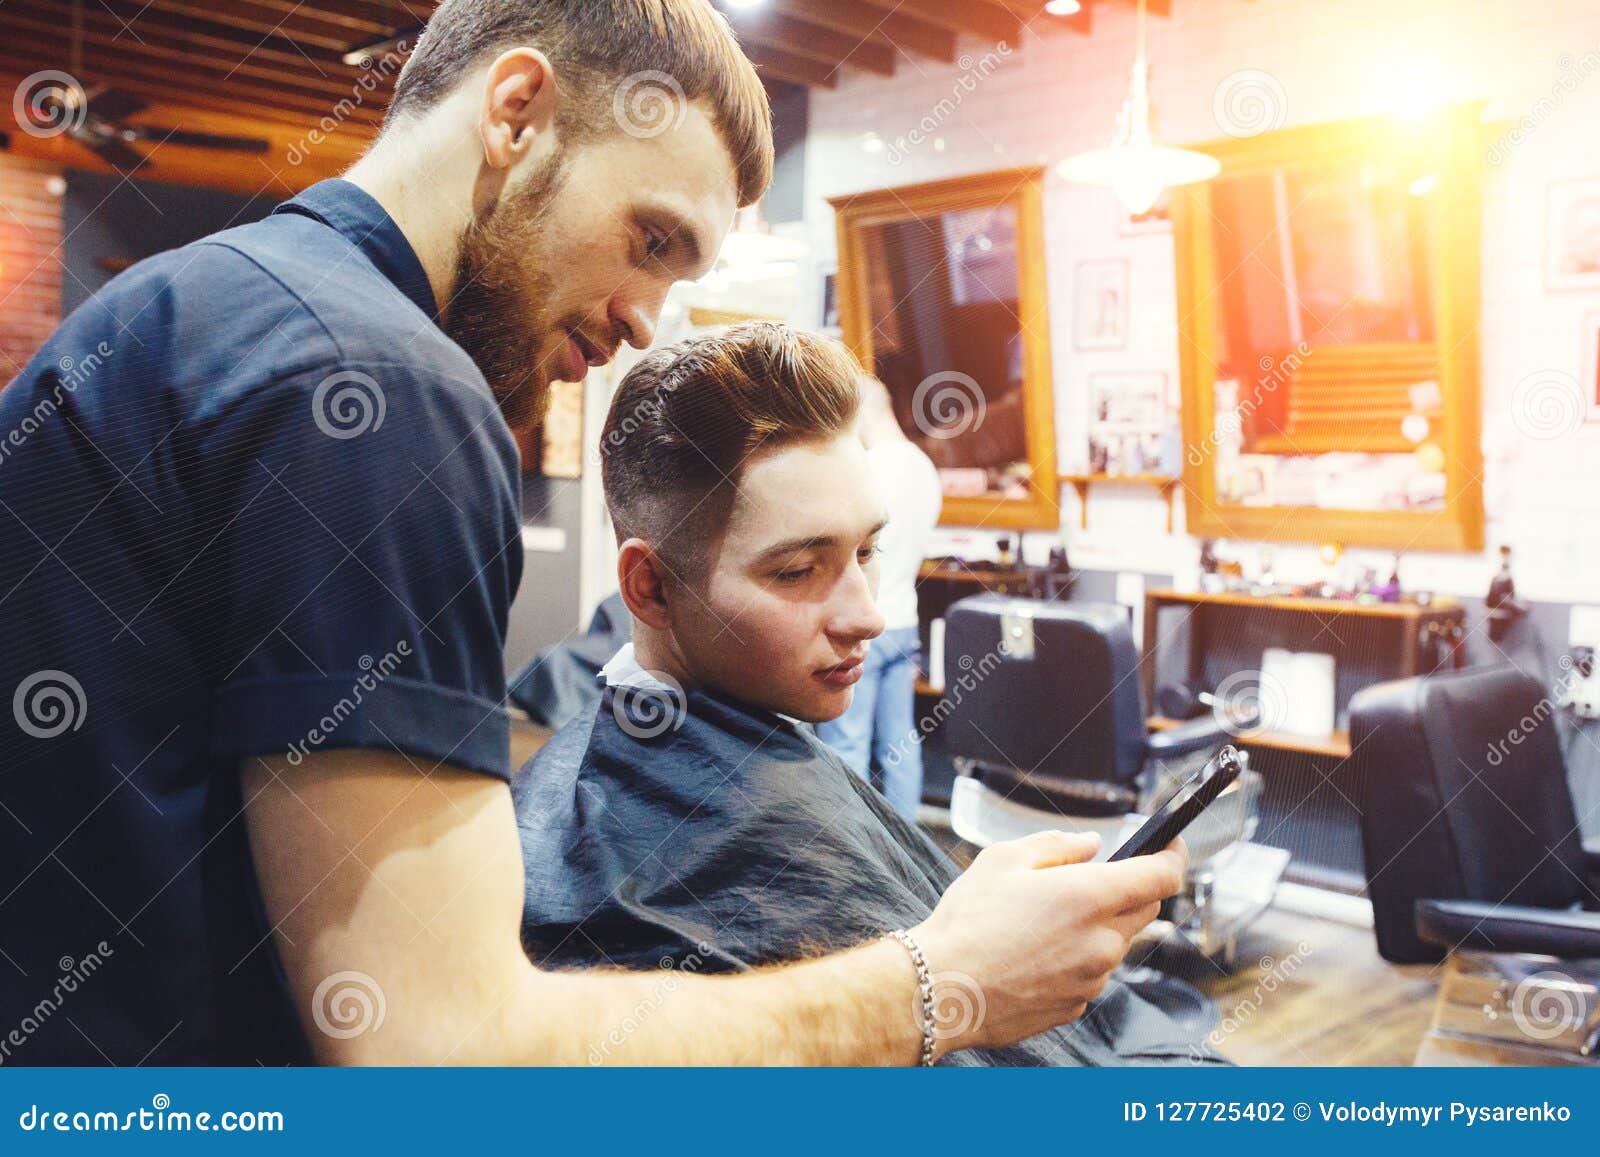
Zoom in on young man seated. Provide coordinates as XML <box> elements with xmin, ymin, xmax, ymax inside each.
<box><xmin>513</xmin><ymin>323</ymin><xmax>1224</xmax><ymax>1066</ymax></box>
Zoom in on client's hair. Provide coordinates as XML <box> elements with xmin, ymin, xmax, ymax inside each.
<box><xmin>601</xmin><ymin>322</ymin><xmax>863</xmax><ymax>575</ymax></box>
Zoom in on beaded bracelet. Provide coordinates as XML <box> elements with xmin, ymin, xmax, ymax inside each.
<box><xmin>886</xmin><ymin>929</ymin><xmax>937</xmax><ymax>1066</ymax></box>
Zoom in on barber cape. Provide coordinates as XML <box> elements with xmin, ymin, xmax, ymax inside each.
<box><xmin>513</xmin><ymin>645</ymin><xmax>1228</xmax><ymax>1066</ymax></box>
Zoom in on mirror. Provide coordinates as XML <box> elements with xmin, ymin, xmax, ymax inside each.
<box><xmin>832</xmin><ymin>168</ymin><xmax>1058</xmax><ymax>529</ymax></box>
<box><xmin>1173</xmin><ymin>107</ymin><xmax>1485</xmax><ymax>550</ymax></box>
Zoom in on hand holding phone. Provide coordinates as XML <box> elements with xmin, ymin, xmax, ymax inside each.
<box><xmin>1106</xmin><ymin>745</ymin><xmax>1243</xmax><ymax>861</ymax></box>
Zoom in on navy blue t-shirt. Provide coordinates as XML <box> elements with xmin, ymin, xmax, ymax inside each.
<box><xmin>0</xmin><ymin>180</ymin><xmax>523</xmax><ymax>1064</ymax></box>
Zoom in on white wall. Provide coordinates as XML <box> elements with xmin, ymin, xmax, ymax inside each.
<box><xmin>800</xmin><ymin>0</ymin><xmax>1600</xmax><ymax>604</ymax></box>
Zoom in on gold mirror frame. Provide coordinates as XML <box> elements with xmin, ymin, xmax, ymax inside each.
<box><xmin>1172</xmin><ymin>106</ymin><xmax>1486</xmax><ymax>552</ymax></box>
<box><xmin>831</xmin><ymin>167</ymin><xmax>1059</xmax><ymax>530</ymax></box>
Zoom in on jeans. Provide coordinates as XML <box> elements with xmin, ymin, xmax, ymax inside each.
<box><xmin>817</xmin><ymin>626</ymin><xmax>923</xmax><ymax>822</ymax></box>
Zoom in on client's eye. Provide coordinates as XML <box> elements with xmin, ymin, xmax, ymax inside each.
<box><xmin>858</xmin><ymin>545</ymin><xmax>881</xmax><ymax>564</ymax></box>
<box><xmin>774</xmin><ymin>566</ymin><xmax>814</xmax><ymax>583</ymax></box>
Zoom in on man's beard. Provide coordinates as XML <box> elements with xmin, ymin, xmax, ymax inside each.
<box><xmin>443</xmin><ymin>158</ymin><xmax>568</xmax><ymax>433</ymax></box>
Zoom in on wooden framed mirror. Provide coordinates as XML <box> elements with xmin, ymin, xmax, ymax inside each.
<box><xmin>1172</xmin><ymin>105</ymin><xmax>1485</xmax><ymax>551</ymax></box>
<box><xmin>831</xmin><ymin>168</ymin><xmax>1058</xmax><ymax>530</ymax></box>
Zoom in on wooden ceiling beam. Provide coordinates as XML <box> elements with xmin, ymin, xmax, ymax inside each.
<box><xmin>771</xmin><ymin>0</ymin><xmax>957</xmax><ymax>64</ymax></box>
<box><xmin>0</xmin><ymin>40</ymin><xmax>385</xmax><ymax>131</ymax></box>
<box><xmin>740</xmin><ymin>42</ymin><xmax>839</xmax><ymax>89</ymax></box>
<box><xmin>855</xmin><ymin>0</ymin><xmax>1021</xmax><ymax>43</ymax></box>
<box><xmin>723</xmin><ymin>11</ymin><xmax>895</xmax><ymax>77</ymax></box>
<box><xmin>5</xmin><ymin>3</ymin><xmax>384</xmax><ymax>103</ymax></box>
<box><xmin>123</xmin><ymin>0</ymin><xmax>397</xmax><ymax>43</ymax></box>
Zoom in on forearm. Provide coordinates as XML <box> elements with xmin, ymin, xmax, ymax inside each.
<box><xmin>485</xmin><ymin>939</ymin><xmax>924</xmax><ymax>1066</ymax></box>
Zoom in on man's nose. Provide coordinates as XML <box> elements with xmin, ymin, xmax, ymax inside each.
<box><xmin>830</xmin><ymin>563</ymin><xmax>885</xmax><ymax>644</ymax></box>
<box><xmin>610</xmin><ymin>298</ymin><xmax>657</xmax><ymax>353</ymax></box>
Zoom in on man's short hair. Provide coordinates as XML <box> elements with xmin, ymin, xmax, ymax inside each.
<box><xmin>602</xmin><ymin>323</ymin><xmax>863</xmax><ymax>575</ymax></box>
<box><xmin>387</xmin><ymin>0</ymin><xmax>772</xmax><ymax>207</ymax></box>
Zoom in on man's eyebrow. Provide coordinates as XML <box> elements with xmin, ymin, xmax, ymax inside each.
<box><xmin>644</xmin><ymin>202</ymin><xmax>705</xmax><ymax>272</ymax></box>
<box><xmin>752</xmin><ymin>519</ymin><xmax>889</xmax><ymax>564</ymax></box>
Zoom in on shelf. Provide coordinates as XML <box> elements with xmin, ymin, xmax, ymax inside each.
<box><xmin>1060</xmin><ymin>473</ymin><xmax>1179</xmax><ymax>533</ymax></box>
<box><xmin>1145</xmin><ymin>588</ymin><xmax>1459</xmax><ymax>619</ymax></box>
<box><xmin>1147</xmin><ymin>715</ymin><xmax>1352</xmax><ymax>759</ymax></box>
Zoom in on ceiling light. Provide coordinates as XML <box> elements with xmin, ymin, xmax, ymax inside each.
<box><xmin>1044</xmin><ymin>0</ymin><xmax>1082</xmax><ymax>14</ymax></box>
<box><xmin>341</xmin><ymin>29</ymin><xmax>421</xmax><ymax>67</ymax></box>
<box><xmin>1056</xmin><ymin>0</ymin><xmax>1219</xmax><ymax>215</ymax></box>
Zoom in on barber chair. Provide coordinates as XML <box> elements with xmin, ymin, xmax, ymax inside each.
<box><xmin>1351</xmin><ymin>664</ymin><xmax>1600</xmax><ymax>1066</ymax></box>
<box><xmin>941</xmin><ymin>594</ymin><xmax>1288</xmax><ymax>967</ymax></box>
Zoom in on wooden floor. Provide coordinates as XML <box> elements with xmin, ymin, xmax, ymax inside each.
<box><xmin>1142</xmin><ymin>905</ymin><xmax>1441</xmax><ymax>1066</ymax></box>
<box><xmin>927</xmin><ymin>820</ymin><xmax>1442</xmax><ymax>1066</ymax></box>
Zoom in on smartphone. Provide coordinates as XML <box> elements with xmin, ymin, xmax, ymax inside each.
<box><xmin>1106</xmin><ymin>745</ymin><xmax>1243</xmax><ymax>861</ymax></box>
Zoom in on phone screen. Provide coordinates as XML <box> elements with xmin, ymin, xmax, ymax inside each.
<box><xmin>1106</xmin><ymin>746</ymin><xmax>1242</xmax><ymax>861</ymax></box>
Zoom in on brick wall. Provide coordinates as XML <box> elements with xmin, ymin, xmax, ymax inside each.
<box><xmin>0</xmin><ymin>153</ymin><xmax>64</xmax><ymax>383</ymax></box>
<box><xmin>802</xmin><ymin>0</ymin><xmax>1600</xmax><ymax>605</ymax></box>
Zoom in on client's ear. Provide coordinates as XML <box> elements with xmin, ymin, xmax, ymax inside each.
<box><xmin>617</xmin><ymin>538</ymin><xmax>674</xmax><ymax>631</ymax></box>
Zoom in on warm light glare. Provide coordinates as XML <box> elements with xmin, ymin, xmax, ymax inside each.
<box><xmin>1045</xmin><ymin>0</ymin><xmax>1082</xmax><ymax>14</ymax></box>
<box><xmin>1058</xmin><ymin>144</ymin><xmax>1220</xmax><ymax>216</ymax></box>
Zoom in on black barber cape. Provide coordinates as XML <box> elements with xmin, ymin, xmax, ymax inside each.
<box><xmin>513</xmin><ymin>669</ymin><xmax>1227</xmax><ymax>1066</ymax></box>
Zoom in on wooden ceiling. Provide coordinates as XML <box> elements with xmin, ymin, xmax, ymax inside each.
<box><xmin>0</xmin><ymin>0</ymin><xmax>1168</xmax><ymax>195</ymax></box>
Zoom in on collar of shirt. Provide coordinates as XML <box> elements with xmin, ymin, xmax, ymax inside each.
<box><xmin>271</xmin><ymin>178</ymin><xmax>439</xmax><ymax>322</ymax></box>
<box><xmin>599</xmin><ymin>643</ymin><xmax>811</xmax><ymax>733</ymax></box>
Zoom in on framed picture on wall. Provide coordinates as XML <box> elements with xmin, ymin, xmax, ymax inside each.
<box><xmin>1546</xmin><ymin>178</ymin><xmax>1600</xmax><ymax>291</ymax></box>
<box><xmin>1073</xmin><ymin>259</ymin><xmax>1130</xmax><ymax>350</ymax></box>
<box><xmin>818</xmin><ymin>267</ymin><xmax>840</xmax><ymax>335</ymax></box>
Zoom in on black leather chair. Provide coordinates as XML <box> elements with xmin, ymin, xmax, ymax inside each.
<box><xmin>940</xmin><ymin>594</ymin><xmax>1285</xmax><ymax>964</ymax></box>
<box><xmin>1351</xmin><ymin>664</ymin><xmax>1600</xmax><ymax>1064</ymax></box>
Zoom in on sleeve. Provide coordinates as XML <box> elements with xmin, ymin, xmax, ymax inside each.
<box><xmin>201</xmin><ymin>357</ymin><xmax>524</xmax><ymax>780</ymax></box>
